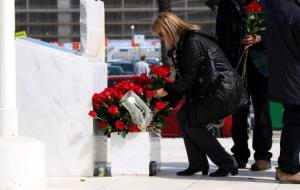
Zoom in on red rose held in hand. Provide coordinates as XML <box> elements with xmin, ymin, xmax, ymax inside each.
<box><xmin>115</xmin><ymin>120</ymin><xmax>125</xmax><ymax>130</ymax></box>
<box><xmin>108</xmin><ymin>105</ymin><xmax>119</xmax><ymax>115</ymax></box>
<box><xmin>145</xmin><ymin>90</ymin><xmax>154</xmax><ymax>99</ymax></box>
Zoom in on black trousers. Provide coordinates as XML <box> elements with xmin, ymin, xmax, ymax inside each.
<box><xmin>278</xmin><ymin>105</ymin><xmax>300</xmax><ymax>174</ymax></box>
<box><xmin>231</xmin><ymin>60</ymin><xmax>273</xmax><ymax>163</ymax></box>
<box><xmin>178</xmin><ymin>105</ymin><xmax>236</xmax><ymax>169</ymax></box>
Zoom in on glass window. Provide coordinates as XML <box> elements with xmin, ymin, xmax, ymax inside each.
<box><xmin>187</xmin><ymin>10</ymin><xmax>217</xmax><ymax>23</ymax></box>
<box><xmin>72</xmin><ymin>25</ymin><xmax>80</xmax><ymax>35</ymax></box>
<box><xmin>30</xmin><ymin>25</ymin><xmax>57</xmax><ymax>35</ymax></box>
<box><xmin>124</xmin><ymin>12</ymin><xmax>153</xmax><ymax>22</ymax></box>
<box><xmin>105</xmin><ymin>12</ymin><xmax>122</xmax><ymax>23</ymax></box>
<box><xmin>71</xmin><ymin>0</ymin><xmax>80</xmax><ymax>8</ymax></box>
<box><xmin>29</xmin><ymin>0</ymin><xmax>57</xmax><ymax>9</ymax></box>
<box><xmin>16</xmin><ymin>13</ymin><xmax>28</xmax><ymax>23</ymax></box>
<box><xmin>15</xmin><ymin>0</ymin><xmax>27</xmax><ymax>8</ymax></box>
<box><xmin>124</xmin><ymin>0</ymin><xmax>153</xmax><ymax>8</ymax></box>
<box><xmin>102</xmin><ymin>0</ymin><xmax>122</xmax><ymax>8</ymax></box>
<box><xmin>29</xmin><ymin>13</ymin><xmax>57</xmax><ymax>23</ymax></box>
<box><xmin>72</xmin><ymin>13</ymin><xmax>80</xmax><ymax>22</ymax></box>
<box><xmin>106</xmin><ymin>25</ymin><xmax>122</xmax><ymax>35</ymax></box>
<box><xmin>171</xmin><ymin>0</ymin><xmax>185</xmax><ymax>8</ymax></box>
<box><xmin>16</xmin><ymin>25</ymin><xmax>28</xmax><ymax>32</ymax></box>
<box><xmin>187</xmin><ymin>0</ymin><xmax>204</xmax><ymax>7</ymax></box>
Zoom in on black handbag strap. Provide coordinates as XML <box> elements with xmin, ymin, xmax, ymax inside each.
<box><xmin>194</xmin><ymin>34</ymin><xmax>222</xmax><ymax>96</ymax></box>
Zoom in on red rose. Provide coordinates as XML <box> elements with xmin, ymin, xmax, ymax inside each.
<box><xmin>128</xmin><ymin>124</ymin><xmax>139</xmax><ymax>132</ymax></box>
<box><xmin>98</xmin><ymin>120</ymin><xmax>107</xmax><ymax>129</ymax></box>
<box><xmin>151</xmin><ymin>65</ymin><xmax>160</xmax><ymax>74</ymax></box>
<box><xmin>92</xmin><ymin>93</ymin><xmax>101</xmax><ymax>103</ymax></box>
<box><xmin>115</xmin><ymin>120</ymin><xmax>125</xmax><ymax>130</ymax></box>
<box><xmin>103</xmin><ymin>89</ymin><xmax>111</xmax><ymax>98</ymax></box>
<box><xmin>158</xmin><ymin>66</ymin><xmax>170</xmax><ymax>77</ymax></box>
<box><xmin>245</xmin><ymin>1</ymin><xmax>262</xmax><ymax>13</ymax></box>
<box><xmin>116</xmin><ymin>92</ymin><xmax>124</xmax><ymax>100</ymax></box>
<box><xmin>108</xmin><ymin>105</ymin><xmax>119</xmax><ymax>115</ymax></box>
<box><xmin>88</xmin><ymin>111</ymin><xmax>97</xmax><ymax>118</ymax></box>
<box><xmin>155</xmin><ymin>101</ymin><xmax>167</xmax><ymax>110</ymax></box>
<box><xmin>145</xmin><ymin>90</ymin><xmax>154</xmax><ymax>99</ymax></box>
<box><xmin>164</xmin><ymin>77</ymin><xmax>174</xmax><ymax>84</ymax></box>
<box><xmin>255</xmin><ymin>5</ymin><xmax>262</xmax><ymax>13</ymax></box>
<box><xmin>134</xmin><ymin>86</ymin><xmax>143</xmax><ymax>95</ymax></box>
<box><xmin>94</xmin><ymin>103</ymin><xmax>101</xmax><ymax>109</ymax></box>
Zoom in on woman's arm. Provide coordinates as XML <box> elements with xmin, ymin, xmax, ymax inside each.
<box><xmin>164</xmin><ymin>34</ymin><xmax>202</xmax><ymax>95</ymax></box>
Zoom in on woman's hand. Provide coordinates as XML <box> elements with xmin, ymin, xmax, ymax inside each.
<box><xmin>242</xmin><ymin>34</ymin><xmax>262</xmax><ymax>49</ymax></box>
<box><xmin>154</xmin><ymin>88</ymin><xmax>168</xmax><ymax>98</ymax></box>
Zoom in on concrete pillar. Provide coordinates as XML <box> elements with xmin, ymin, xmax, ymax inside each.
<box><xmin>0</xmin><ymin>0</ymin><xmax>18</xmax><ymax>136</ymax></box>
<box><xmin>0</xmin><ymin>1</ymin><xmax>46</xmax><ymax>189</ymax></box>
<box><xmin>80</xmin><ymin>0</ymin><xmax>105</xmax><ymax>61</ymax></box>
<box><xmin>58</xmin><ymin>0</ymin><xmax>72</xmax><ymax>42</ymax></box>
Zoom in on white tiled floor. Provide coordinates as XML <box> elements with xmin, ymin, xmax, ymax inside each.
<box><xmin>48</xmin><ymin>132</ymin><xmax>300</xmax><ymax>190</ymax></box>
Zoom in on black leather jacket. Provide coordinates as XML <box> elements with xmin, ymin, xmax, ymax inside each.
<box><xmin>165</xmin><ymin>30</ymin><xmax>232</xmax><ymax>98</ymax></box>
<box><xmin>164</xmin><ymin>30</ymin><xmax>246</xmax><ymax>126</ymax></box>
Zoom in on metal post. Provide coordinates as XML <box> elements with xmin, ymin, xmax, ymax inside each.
<box><xmin>131</xmin><ymin>25</ymin><xmax>135</xmax><ymax>41</ymax></box>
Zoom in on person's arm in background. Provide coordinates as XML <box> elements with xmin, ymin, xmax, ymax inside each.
<box><xmin>243</xmin><ymin>0</ymin><xmax>268</xmax><ymax>49</ymax></box>
<box><xmin>146</xmin><ymin>63</ymin><xmax>151</xmax><ymax>75</ymax></box>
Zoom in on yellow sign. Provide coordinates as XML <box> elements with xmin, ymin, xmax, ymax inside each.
<box><xmin>15</xmin><ymin>31</ymin><xmax>27</xmax><ymax>38</ymax></box>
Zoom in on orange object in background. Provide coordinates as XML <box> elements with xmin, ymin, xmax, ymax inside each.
<box><xmin>131</xmin><ymin>39</ymin><xmax>138</xmax><ymax>48</ymax></box>
<box><xmin>72</xmin><ymin>42</ymin><xmax>80</xmax><ymax>51</ymax></box>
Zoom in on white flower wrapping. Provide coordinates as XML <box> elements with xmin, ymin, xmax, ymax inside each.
<box><xmin>121</xmin><ymin>91</ymin><xmax>153</xmax><ymax>131</ymax></box>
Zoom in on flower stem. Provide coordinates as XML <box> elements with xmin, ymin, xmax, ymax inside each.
<box><xmin>236</xmin><ymin>49</ymin><xmax>247</xmax><ymax>71</ymax></box>
<box><xmin>242</xmin><ymin>49</ymin><xmax>249</xmax><ymax>87</ymax></box>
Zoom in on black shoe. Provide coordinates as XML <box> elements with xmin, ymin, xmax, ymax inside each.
<box><xmin>176</xmin><ymin>167</ymin><xmax>209</xmax><ymax>176</ymax></box>
<box><xmin>250</xmin><ymin>160</ymin><xmax>271</xmax><ymax>171</ymax></box>
<box><xmin>209</xmin><ymin>167</ymin><xmax>238</xmax><ymax>177</ymax></box>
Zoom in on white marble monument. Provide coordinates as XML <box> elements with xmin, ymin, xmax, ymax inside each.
<box><xmin>16</xmin><ymin>38</ymin><xmax>107</xmax><ymax>177</ymax></box>
<box><xmin>14</xmin><ymin>0</ymin><xmax>107</xmax><ymax>177</ymax></box>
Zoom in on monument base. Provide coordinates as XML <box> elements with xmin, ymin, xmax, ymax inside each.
<box><xmin>110</xmin><ymin>131</ymin><xmax>161</xmax><ymax>176</ymax></box>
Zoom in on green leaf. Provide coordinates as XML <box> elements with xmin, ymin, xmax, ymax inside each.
<box><xmin>120</xmin><ymin>131</ymin><xmax>127</xmax><ymax>138</ymax></box>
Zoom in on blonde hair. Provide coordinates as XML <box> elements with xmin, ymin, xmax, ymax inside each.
<box><xmin>152</xmin><ymin>12</ymin><xmax>201</xmax><ymax>48</ymax></box>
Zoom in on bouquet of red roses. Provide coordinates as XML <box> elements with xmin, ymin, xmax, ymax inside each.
<box><xmin>237</xmin><ymin>0</ymin><xmax>265</xmax><ymax>83</ymax></box>
<box><xmin>89</xmin><ymin>65</ymin><xmax>173</xmax><ymax>137</ymax></box>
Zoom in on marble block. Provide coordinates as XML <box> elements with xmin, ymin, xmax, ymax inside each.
<box><xmin>16</xmin><ymin>38</ymin><xmax>107</xmax><ymax>177</ymax></box>
<box><xmin>110</xmin><ymin>132</ymin><xmax>161</xmax><ymax>176</ymax></box>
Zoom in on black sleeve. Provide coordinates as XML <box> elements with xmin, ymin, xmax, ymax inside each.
<box><xmin>162</xmin><ymin>93</ymin><xmax>183</xmax><ymax>108</ymax></box>
<box><xmin>164</xmin><ymin>34</ymin><xmax>202</xmax><ymax>95</ymax></box>
<box><xmin>292</xmin><ymin>14</ymin><xmax>300</xmax><ymax>50</ymax></box>
<box><xmin>216</xmin><ymin>0</ymin><xmax>228</xmax><ymax>49</ymax></box>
